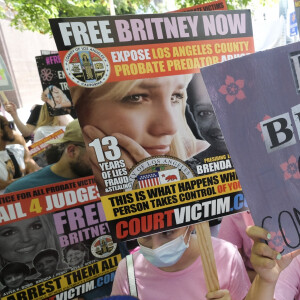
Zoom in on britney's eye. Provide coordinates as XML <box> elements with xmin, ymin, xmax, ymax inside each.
<box><xmin>170</xmin><ymin>93</ymin><xmax>184</xmax><ymax>104</ymax></box>
<box><xmin>121</xmin><ymin>94</ymin><xmax>147</xmax><ymax>103</ymax></box>
<box><xmin>0</xmin><ymin>229</ymin><xmax>15</xmax><ymax>237</ymax></box>
<box><xmin>30</xmin><ymin>221</ymin><xmax>43</xmax><ymax>230</ymax></box>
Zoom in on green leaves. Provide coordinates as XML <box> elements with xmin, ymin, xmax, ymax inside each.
<box><xmin>0</xmin><ymin>0</ymin><xmax>149</xmax><ymax>34</ymax></box>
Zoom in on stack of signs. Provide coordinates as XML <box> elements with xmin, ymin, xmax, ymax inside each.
<box><xmin>49</xmin><ymin>10</ymin><xmax>254</xmax><ymax>242</ymax></box>
<box><xmin>0</xmin><ymin>177</ymin><xmax>121</xmax><ymax>300</ymax></box>
<box><xmin>201</xmin><ymin>42</ymin><xmax>300</xmax><ymax>255</ymax></box>
<box><xmin>28</xmin><ymin>129</ymin><xmax>64</xmax><ymax>167</ymax></box>
<box><xmin>35</xmin><ymin>54</ymin><xmax>75</xmax><ymax>116</ymax></box>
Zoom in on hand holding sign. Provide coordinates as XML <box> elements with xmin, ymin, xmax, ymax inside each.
<box><xmin>4</xmin><ymin>101</ymin><xmax>17</xmax><ymax>117</ymax></box>
<box><xmin>247</xmin><ymin>226</ymin><xmax>300</xmax><ymax>283</ymax></box>
<box><xmin>82</xmin><ymin>125</ymin><xmax>150</xmax><ymax>195</ymax></box>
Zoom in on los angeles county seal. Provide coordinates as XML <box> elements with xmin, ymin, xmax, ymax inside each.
<box><xmin>91</xmin><ymin>235</ymin><xmax>117</xmax><ymax>259</ymax></box>
<box><xmin>64</xmin><ymin>46</ymin><xmax>110</xmax><ymax>87</ymax></box>
<box><xmin>126</xmin><ymin>155</ymin><xmax>195</xmax><ymax>191</ymax></box>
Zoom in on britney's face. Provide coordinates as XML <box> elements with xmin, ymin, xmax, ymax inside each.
<box><xmin>0</xmin><ymin>217</ymin><xmax>47</xmax><ymax>265</ymax></box>
<box><xmin>88</xmin><ymin>76</ymin><xmax>188</xmax><ymax>156</ymax></box>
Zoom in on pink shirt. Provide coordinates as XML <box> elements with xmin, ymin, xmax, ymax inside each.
<box><xmin>274</xmin><ymin>256</ymin><xmax>300</xmax><ymax>300</ymax></box>
<box><xmin>111</xmin><ymin>237</ymin><xmax>250</xmax><ymax>300</ymax></box>
<box><xmin>218</xmin><ymin>211</ymin><xmax>254</xmax><ymax>270</ymax></box>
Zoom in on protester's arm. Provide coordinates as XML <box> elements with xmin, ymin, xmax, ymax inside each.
<box><xmin>5</xmin><ymin>102</ymin><xmax>36</xmax><ymax>137</ymax></box>
<box><xmin>244</xmin><ymin>226</ymin><xmax>300</xmax><ymax>300</ymax></box>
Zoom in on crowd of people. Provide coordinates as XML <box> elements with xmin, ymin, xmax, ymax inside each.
<box><xmin>0</xmin><ymin>70</ymin><xmax>299</xmax><ymax>300</ymax></box>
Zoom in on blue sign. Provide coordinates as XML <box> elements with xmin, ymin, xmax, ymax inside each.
<box><xmin>290</xmin><ymin>11</ymin><xmax>298</xmax><ymax>37</ymax></box>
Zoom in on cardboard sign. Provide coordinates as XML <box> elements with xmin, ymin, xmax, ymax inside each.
<box><xmin>0</xmin><ymin>177</ymin><xmax>121</xmax><ymax>300</ymax></box>
<box><xmin>201</xmin><ymin>41</ymin><xmax>300</xmax><ymax>255</ymax></box>
<box><xmin>35</xmin><ymin>54</ymin><xmax>75</xmax><ymax>116</ymax></box>
<box><xmin>40</xmin><ymin>50</ymin><xmax>59</xmax><ymax>55</ymax></box>
<box><xmin>28</xmin><ymin>129</ymin><xmax>64</xmax><ymax>167</ymax></box>
<box><xmin>173</xmin><ymin>0</ymin><xmax>227</xmax><ymax>12</ymax></box>
<box><xmin>0</xmin><ymin>55</ymin><xmax>13</xmax><ymax>91</ymax></box>
<box><xmin>49</xmin><ymin>11</ymin><xmax>254</xmax><ymax>242</ymax></box>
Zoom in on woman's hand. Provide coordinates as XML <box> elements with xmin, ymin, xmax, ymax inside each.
<box><xmin>206</xmin><ymin>289</ymin><xmax>231</xmax><ymax>300</ymax></box>
<box><xmin>82</xmin><ymin>125</ymin><xmax>150</xmax><ymax>195</ymax></box>
<box><xmin>5</xmin><ymin>102</ymin><xmax>17</xmax><ymax>117</ymax></box>
<box><xmin>247</xmin><ymin>226</ymin><xmax>300</xmax><ymax>284</ymax></box>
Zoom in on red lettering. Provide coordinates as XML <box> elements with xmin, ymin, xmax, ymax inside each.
<box><xmin>115</xmin><ymin>210</ymin><xmax>174</xmax><ymax>239</ymax></box>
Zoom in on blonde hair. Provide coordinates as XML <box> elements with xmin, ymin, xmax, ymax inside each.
<box><xmin>71</xmin><ymin>75</ymin><xmax>197</xmax><ymax>160</ymax></box>
<box><xmin>36</xmin><ymin>103</ymin><xmax>61</xmax><ymax>129</ymax></box>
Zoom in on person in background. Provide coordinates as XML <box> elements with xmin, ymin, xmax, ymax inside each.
<box><xmin>5</xmin><ymin>119</ymin><xmax>92</xmax><ymax>193</ymax></box>
<box><xmin>4</xmin><ymin>102</ymin><xmax>41</xmax><ymax>142</ymax></box>
<box><xmin>112</xmin><ymin>225</ymin><xmax>251</xmax><ymax>300</ymax></box>
<box><xmin>218</xmin><ymin>212</ymin><xmax>256</xmax><ymax>282</ymax></box>
<box><xmin>33</xmin><ymin>103</ymin><xmax>73</xmax><ymax>142</ymax></box>
<box><xmin>8</xmin><ymin>129</ymin><xmax>39</xmax><ymax>174</ymax></box>
<box><xmin>112</xmin><ymin>225</ymin><xmax>300</xmax><ymax>300</ymax></box>
<box><xmin>0</xmin><ymin>115</ymin><xmax>25</xmax><ymax>192</ymax></box>
<box><xmin>5</xmin><ymin>102</ymin><xmax>73</xmax><ymax>143</ymax></box>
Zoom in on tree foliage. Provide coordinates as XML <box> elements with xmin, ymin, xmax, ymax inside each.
<box><xmin>0</xmin><ymin>0</ymin><xmax>151</xmax><ymax>34</ymax></box>
<box><xmin>0</xmin><ymin>0</ymin><xmax>272</xmax><ymax>34</ymax></box>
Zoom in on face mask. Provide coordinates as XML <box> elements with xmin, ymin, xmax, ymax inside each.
<box><xmin>138</xmin><ymin>228</ymin><xmax>191</xmax><ymax>268</ymax></box>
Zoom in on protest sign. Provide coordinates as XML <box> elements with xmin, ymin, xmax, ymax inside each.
<box><xmin>0</xmin><ymin>176</ymin><xmax>121</xmax><ymax>300</ymax></box>
<box><xmin>0</xmin><ymin>55</ymin><xmax>14</xmax><ymax>106</ymax></box>
<box><xmin>49</xmin><ymin>10</ymin><xmax>254</xmax><ymax>242</ymax></box>
<box><xmin>201</xmin><ymin>41</ymin><xmax>300</xmax><ymax>255</ymax></box>
<box><xmin>40</xmin><ymin>50</ymin><xmax>59</xmax><ymax>55</ymax></box>
<box><xmin>0</xmin><ymin>55</ymin><xmax>13</xmax><ymax>92</ymax></box>
<box><xmin>173</xmin><ymin>0</ymin><xmax>227</xmax><ymax>12</ymax></box>
<box><xmin>35</xmin><ymin>54</ymin><xmax>75</xmax><ymax>116</ymax></box>
<box><xmin>28</xmin><ymin>129</ymin><xmax>64</xmax><ymax>167</ymax></box>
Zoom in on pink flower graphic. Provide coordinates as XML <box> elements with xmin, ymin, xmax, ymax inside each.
<box><xmin>256</xmin><ymin>115</ymin><xmax>271</xmax><ymax>140</ymax></box>
<box><xmin>268</xmin><ymin>230</ymin><xmax>289</xmax><ymax>253</ymax></box>
<box><xmin>40</xmin><ymin>68</ymin><xmax>53</xmax><ymax>81</ymax></box>
<box><xmin>280</xmin><ymin>155</ymin><xmax>300</xmax><ymax>180</ymax></box>
<box><xmin>218</xmin><ymin>75</ymin><xmax>246</xmax><ymax>104</ymax></box>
